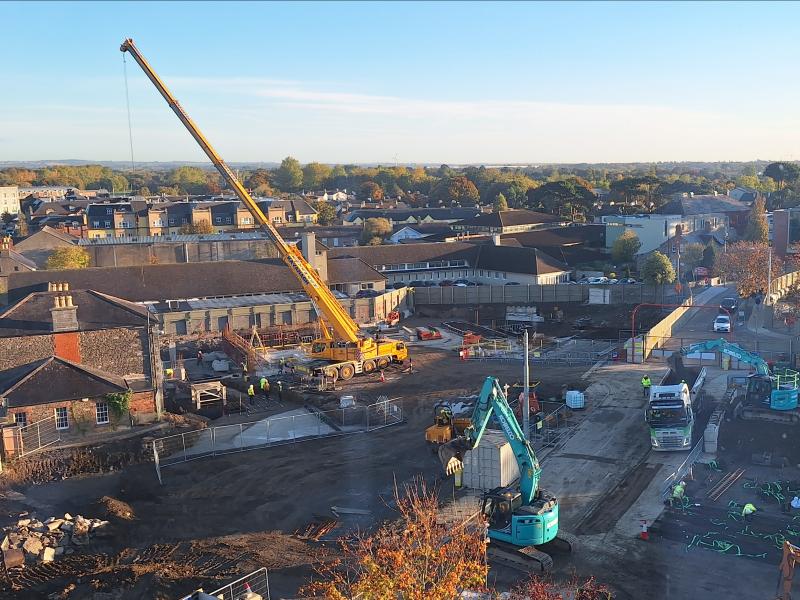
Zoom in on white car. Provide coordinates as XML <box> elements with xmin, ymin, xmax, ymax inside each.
<box><xmin>713</xmin><ymin>315</ymin><xmax>731</xmax><ymax>333</ymax></box>
<box><xmin>586</xmin><ymin>276</ymin><xmax>610</xmax><ymax>285</ymax></box>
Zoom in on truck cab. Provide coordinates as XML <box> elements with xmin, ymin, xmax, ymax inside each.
<box><xmin>646</xmin><ymin>383</ymin><xmax>693</xmax><ymax>451</ymax></box>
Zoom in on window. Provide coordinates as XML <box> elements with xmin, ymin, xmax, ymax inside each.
<box><xmin>215</xmin><ymin>217</ymin><xmax>222</xmax><ymax>224</ymax></box>
<box><xmin>92</xmin><ymin>220</ymin><xmax>100</xmax><ymax>227</ymax></box>
<box><xmin>168</xmin><ymin>218</ymin><xmax>176</xmax><ymax>226</ymax></box>
<box><xmin>106</xmin><ymin>208</ymin><xmax>113</xmax><ymax>215</ymax></box>
<box><xmin>54</xmin><ymin>406</ymin><xmax>69</xmax><ymax>430</ymax></box>
<box><xmin>360</xmin><ymin>283</ymin><xmax>374</xmax><ymax>290</ymax></box>
<box><xmin>182</xmin><ymin>218</ymin><xmax>188</xmax><ymax>225</ymax></box>
<box><xmin>95</xmin><ymin>402</ymin><xmax>109</xmax><ymax>425</ymax></box>
<box><xmin>14</xmin><ymin>412</ymin><xmax>27</xmax><ymax>428</ymax></box>
<box><xmin>242</xmin><ymin>217</ymin><xmax>252</xmax><ymax>225</ymax></box>
<box><xmin>225</xmin><ymin>217</ymin><xmax>232</xmax><ymax>224</ymax></box>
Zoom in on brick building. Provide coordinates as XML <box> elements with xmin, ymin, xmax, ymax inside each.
<box><xmin>0</xmin><ymin>285</ymin><xmax>161</xmax><ymax>439</ymax></box>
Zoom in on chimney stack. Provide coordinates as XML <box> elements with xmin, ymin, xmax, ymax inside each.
<box><xmin>51</xmin><ymin>294</ymin><xmax>79</xmax><ymax>333</ymax></box>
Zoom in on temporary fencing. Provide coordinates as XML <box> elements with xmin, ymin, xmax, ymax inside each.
<box><xmin>16</xmin><ymin>415</ymin><xmax>61</xmax><ymax>458</ymax></box>
<box><xmin>207</xmin><ymin>568</ymin><xmax>270</xmax><ymax>600</ymax></box>
<box><xmin>153</xmin><ymin>398</ymin><xmax>403</xmax><ymax>483</ymax></box>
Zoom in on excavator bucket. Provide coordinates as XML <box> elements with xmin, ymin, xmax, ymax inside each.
<box><xmin>438</xmin><ymin>438</ymin><xmax>470</xmax><ymax>476</ymax></box>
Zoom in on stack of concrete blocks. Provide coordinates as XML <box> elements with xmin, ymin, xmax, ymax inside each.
<box><xmin>461</xmin><ymin>430</ymin><xmax>520</xmax><ymax>491</ymax></box>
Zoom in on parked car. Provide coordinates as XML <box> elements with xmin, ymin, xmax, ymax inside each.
<box><xmin>355</xmin><ymin>289</ymin><xmax>381</xmax><ymax>298</ymax></box>
<box><xmin>408</xmin><ymin>280</ymin><xmax>426</xmax><ymax>287</ymax></box>
<box><xmin>505</xmin><ymin>281</ymin><xmax>521</xmax><ymax>286</ymax></box>
<box><xmin>607</xmin><ymin>278</ymin><xmax>619</xmax><ymax>285</ymax></box>
<box><xmin>620</xmin><ymin>278</ymin><xmax>638</xmax><ymax>284</ymax></box>
<box><xmin>439</xmin><ymin>280</ymin><xmax>455</xmax><ymax>287</ymax></box>
<box><xmin>720</xmin><ymin>297</ymin><xmax>738</xmax><ymax>314</ymax></box>
<box><xmin>454</xmin><ymin>279</ymin><xmax>477</xmax><ymax>287</ymax></box>
<box><xmin>586</xmin><ymin>276</ymin><xmax>610</xmax><ymax>285</ymax></box>
<box><xmin>713</xmin><ymin>315</ymin><xmax>731</xmax><ymax>333</ymax></box>
<box><xmin>390</xmin><ymin>282</ymin><xmax>407</xmax><ymax>289</ymax></box>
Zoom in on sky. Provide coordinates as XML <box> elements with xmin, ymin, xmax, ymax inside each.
<box><xmin>2</xmin><ymin>1</ymin><xmax>800</xmax><ymax>165</ymax></box>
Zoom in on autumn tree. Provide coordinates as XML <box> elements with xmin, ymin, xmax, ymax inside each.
<box><xmin>179</xmin><ymin>221</ymin><xmax>214</xmax><ymax>234</ymax></box>
<box><xmin>431</xmin><ymin>175</ymin><xmax>480</xmax><ymax>206</ymax></box>
<box><xmin>137</xmin><ymin>186</ymin><xmax>152</xmax><ymax>196</ymax></box>
<box><xmin>245</xmin><ymin>168</ymin><xmax>273</xmax><ymax>196</ymax></box>
<box><xmin>46</xmin><ymin>247</ymin><xmax>91</xmax><ymax>270</ymax></box>
<box><xmin>360</xmin><ymin>217</ymin><xmax>392</xmax><ymax>245</ymax></box>
<box><xmin>640</xmin><ymin>251</ymin><xmax>676</xmax><ymax>285</ymax></box>
<box><xmin>301</xmin><ymin>482</ymin><xmax>487</xmax><ymax>599</ymax></box>
<box><xmin>526</xmin><ymin>179</ymin><xmax>595</xmax><ymax>220</ymax></box>
<box><xmin>273</xmin><ymin>156</ymin><xmax>304</xmax><ymax>192</ymax></box>
<box><xmin>714</xmin><ymin>241</ymin><xmax>783</xmax><ymax>296</ymax></box>
<box><xmin>492</xmin><ymin>192</ymin><xmax>509</xmax><ymax>213</ymax></box>
<box><xmin>303</xmin><ymin>162</ymin><xmax>333</xmax><ymax>190</ymax></box>
<box><xmin>168</xmin><ymin>166</ymin><xmax>212</xmax><ymax>194</ymax></box>
<box><xmin>611</xmin><ymin>229</ymin><xmax>641</xmax><ymax>262</ymax></box>
<box><xmin>359</xmin><ymin>181</ymin><xmax>384</xmax><ymax>201</ymax></box>
<box><xmin>313</xmin><ymin>201</ymin><xmax>337</xmax><ymax>226</ymax></box>
<box><xmin>744</xmin><ymin>196</ymin><xmax>769</xmax><ymax>243</ymax></box>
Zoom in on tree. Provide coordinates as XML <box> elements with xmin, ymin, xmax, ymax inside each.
<box><xmin>744</xmin><ymin>196</ymin><xmax>769</xmax><ymax>243</ymax></box>
<box><xmin>640</xmin><ymin>251</ymin><xmax>676</xmax><ymax>285</ymax></box>
<box><xmin>303</xmin><ymin>162</ymin><xmax>332</xmax><ymax>190</ymax></box>
<box><xmin>492</xmin><ymin>192</ymin><xmax>508</xmax><ymax>213</ymax></box>
<box><xmin>301</xmin><ymin>481</ymin><xmax>487</xmax><ymax>599</ymax></box>
<box><xmin>313</xmin><ymin>201</ymin><xmax>337</xmax><ymax>226</ymax></box>
<box><xmin>526</xmin><ymin>179</ymin><xmax>595</xmax><ymax>220</ymax></box>
<box><xmin>361</xmin><ymin>217</ymin><xmax>392</xmax><ymax>244</ymax></box>
<box><xmin>1</xmin><ymin>211</ymin><xmax>13</xmax><ymax>225</ymax></box>
<box><xmin>702</xmin><ymin>243</ymin><xmax>718</xmax><ymax>270</ymax></box>
<box><xmin>359</xmin><ymin>181</ymin><xmax>384</xmax><ymax>202</ymax></box>
<box><xmin>273</xmin><ymin>156</ymin><xmax>304</xmax><ymax>192</ymax></box>
<box><xmin>611</xmin><ymin>229</ymin><xmax>641</xmax><ymax>263</ymax></box>
<box><xmin>431</xmin><ymin>175</ymin><xmax>480</xmax><ymax>206</ymax></box>
<box><xmin>46</xmin><ymin>246</ymin><xmax>91</xmax><ymax>270</ymax></box>
<box><xmin>244</xmin><ymin>168</ymin><xmax>272</xmax><ymax>190</ymax></box>
<box><xmin>168</xmin><ymin>166</ymin><xmax>211</xmax><ymax>194</ymax></box>
<box><xmin>763</xmin><ymin>162</ymin><xmax>800</xmax><ymax>189</ymax></box>
<box><xmin>137</xmin><ymin>186</ymin><xmax>152</xmax><ymax>196</ymax></box>
<box><xmin>680</xmin><ymin>243</ymin><xmax>705</xmax><ymax>272</ymax></box>
<box><xmin>714</xmin><ymin>242</ymin><xmax>783</xmax><ymax>296</ymax></box>
<box><xmin>179</xmin><ymin>221</ymin><xmax>214</xmax><ymax>234</ymax></box>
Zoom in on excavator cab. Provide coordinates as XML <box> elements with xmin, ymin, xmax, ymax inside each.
<box><xmin>481</xmin><ymin>487</ymin><xmax>559</xmax><ymax>546</ymax></box>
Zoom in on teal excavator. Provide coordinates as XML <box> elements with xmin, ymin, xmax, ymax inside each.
<box><xmin>438</xmin><ymin>376</ymin><xmax>576</xmax><ymax>572</ymax></box>
<box><xmin>679</xmin><ymin>338</ymin><xmax>798</xmax><ymax>411</ymax></box>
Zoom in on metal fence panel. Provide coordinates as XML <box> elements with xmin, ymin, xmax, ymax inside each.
<box><xmin>195</xmin><ymin>567</ymin><xmax>270</xmax><ymax>600</ymax></box>
<box><xmin>17</xmin><ymin>416</ymin><xmax>60</xmax><ymax>457</ymax></box>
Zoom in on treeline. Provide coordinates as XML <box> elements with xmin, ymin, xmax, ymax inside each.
<box><xmin>2</xmin><ymin>159</ymin><xmax>797</xmax><ymax>219</ymax></box>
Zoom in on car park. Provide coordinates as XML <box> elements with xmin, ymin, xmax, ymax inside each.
<box><xmin>355</xmin><ymin>289</ymin><xmax>381</xmax><ymax>298</ymax></box>
<box><xmin>713</xmin><ymin>315</ymin><xmax>731</xmax><ymax>333</ymax></box>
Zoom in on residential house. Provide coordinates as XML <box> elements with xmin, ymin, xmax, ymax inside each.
<box><xmin>452</xmin><ymin>209</ymin><xmax>566</xmax><ymax>235</ymax></box>
<box><xmin>257</xmin><ymin>198</ymin><xmax>318</xmax><ymax>224</ymax></box>
<box><xmin>0</xmin><ymin>285</ymin><xmax>161</xmax><ymax>446</ymax></box>
<box><xmin>389</xmin><ymin>224</ymin><xmax>455</xmax><ymax>244</ymax></box>
<box><xmin>28</xmin><ymin>198</ymin><xmax>90</xmax><ymax>236</ymax></box>
<box><xmin>728</xmin><ymin>187</ymin><xmax>759</xmax><ymax>204</ymax></box>
<box><xmin>13</xmin><ymin>226</ymin><xmax>77</xmax><ymax>268</ymax></box>
<box><xmin>657</xmin><ymin>192</ymin><xmax>751</xmax><ymax>232</ymax></box>
<box><xmin>0</xmin><ymin>186</ymin><xmax>20</xmax><ymax>215</ymax></box>
<box><xmin>0</xmin><ymin>239</ymin><xmax>37</xmax><ymax>275</ymax></box>
<box><xmin>601</xmin><ymin>214</ymin><xmax>691</xmax><ymax>255</ymax></box>
<box><xmin>86</xmin><ymin>202</ymin><xmax>138</xmax><ymax>238</ymax></box>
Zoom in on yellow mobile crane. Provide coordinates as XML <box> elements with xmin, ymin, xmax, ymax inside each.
<box><xmin>121</xmin><ymin>39</ymin><xmax>408</xmax><ymax>381</ymax></box>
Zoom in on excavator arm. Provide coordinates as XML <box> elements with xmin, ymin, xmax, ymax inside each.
<box><xmin>680</xmin><ymin>338</ymin><xmax>770</xmax><ymax>376</ymax></box>
<box><xmin>120</xmin><ymin>38</ymin><xmax>361</xmax><ymax>343</ymax></box>
<box><xmin>439</xmin><ymin>377</ymin><xmax>541</xmax><ymax>504</ymax></box>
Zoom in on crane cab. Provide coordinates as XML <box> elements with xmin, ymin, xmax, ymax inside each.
<box><xmin>482</xmin><ymin>487</ymin><xmax>559</xmax><ymax>547</ymax></box>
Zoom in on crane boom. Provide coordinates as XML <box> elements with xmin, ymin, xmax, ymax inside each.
<box><xmin>120</xmin><ymin>38</ymin><xmax>360</xmax><ymax>343</ymax></box>
<box><xmin>680</xmin><ymin>338</ymin><xmax>769</xmax><ymax>376</ymax></box>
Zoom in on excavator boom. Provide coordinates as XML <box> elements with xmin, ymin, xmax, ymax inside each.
<box><xmin>120</xmin><ymin>38</ymin><xmax>360</xmax><ymax>343</ymax></box>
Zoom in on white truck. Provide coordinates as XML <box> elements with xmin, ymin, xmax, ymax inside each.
<box><xmin>645</xmin><ymin>380</ymin><xmax>703</xmax><ymax>451</ymax></box>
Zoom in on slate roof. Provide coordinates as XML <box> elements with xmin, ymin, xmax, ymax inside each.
<box><xmin>15</xmin><ymin>225</ymin><xmax>79</xmax><ymax>248</ymax></box>
<box><xmin>657</xmin><ymin>194</ymin><xmax>751</xmax><ymax>216</ymax></box>
<box><xmin>0</xmin><ymin>356</ymin><xmax>128</xmax><ymax>409</ymax></box>
<box><xmin>86</xmin><ymin>202</ymin><xmax>134</xmax><ymax>218</ymax></box>
<box><xmin>6</xmin><ymin>259</ymin><xmax>384</xmax><ymax>305</ymax></box>
<box><xmin>0</xmin><ymin>249</ymin><xmax>37</xmax><ymax>271</ymax></box>
<box><xmin>0</xmin><ymin>290</ymin><xmax>149</xmax><ymax>337</ymax></box>
<box><xmin>329</xmin><ymin>241</ymin><xmax>570</xmax><ymax>275</ymax></box>
<box><xmin>30</xmin><ymin>200</ymin><xmax>90</xmax><ymax>218</ymax></box>
<box><xmin>453</xmin><ymin>209</ymin><xmax>563</xmax><ymax>228</ymax></box>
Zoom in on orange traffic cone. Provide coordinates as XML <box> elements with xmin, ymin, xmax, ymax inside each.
<box><xmin>379</xmin><ymin>370</ymin><xmax>385</xmax><ymax>383</ymax></box>
<box><xmin>639</xmin><ymin>520</ymin><xmax>649</xmax><ymax>541</ymax></box>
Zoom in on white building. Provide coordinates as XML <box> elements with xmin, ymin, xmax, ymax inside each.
<box><xmin>0</xmin><ymin>186</ymin><xmax>20</xmax><ymax>215</ymax></box>
<box><xmin>602</xmin><ymin>214</ymin><xmax>691</xmax><ymax>255</ymax></box>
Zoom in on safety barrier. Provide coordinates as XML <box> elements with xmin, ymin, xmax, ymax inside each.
<box><xmin>153</xmin><ymin>398</ymin><xmax>402</xmax><ymax>483</ymax></box>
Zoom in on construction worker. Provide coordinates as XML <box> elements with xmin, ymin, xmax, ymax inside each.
<box><xmin>670</xmin><ymin>480</ymin><xmax>686</xmax><ymax>507</ymax></box>
<box><xmin>165</xmin><ymin>367</ymin><xmax>174</xmax><ymax>378</ymax></box>
<box><xmin>742</xmin><ymin>502</ymin><xmax>757</xmax><ymax>522</ymax></box>
<box><xmin>641</xmin><ymin>375</ymin><xmax>652</xmax><ymax>398</ymax></box>
<box><xmin>241</xmin><ymin>361</ymin><xmax>248</xmax><ymax>375</ymax></box>
<box><xmin>247</xmin><ymin>383</ymin><xmax>255</xmax><ymax>405</ymax></box>
<box><xmin>260</xmin><ymin>376</ymin><xmax>269</xmax><ymax>399</ymax></box>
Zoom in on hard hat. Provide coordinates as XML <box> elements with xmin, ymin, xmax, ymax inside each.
<box><xmin>680</xmin><ymin>480</ymin><xmax>686</xmax><ymax>486</ymax></box>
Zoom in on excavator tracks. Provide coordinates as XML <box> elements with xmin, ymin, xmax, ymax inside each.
<box><xmin>488</xmin><ymin>541</ymin><xmax>554</xmax><ymax>573</ymax></box>
<box><xmin>546</xmin><ymin>530</ymin><xmax>579</xmax><ymax>554</ymax></box>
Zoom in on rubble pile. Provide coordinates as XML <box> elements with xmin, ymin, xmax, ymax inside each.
<box><xmin>1</xmin><ymin>513</ymin><xmax>110</xmax><ymax>568</ymax></box>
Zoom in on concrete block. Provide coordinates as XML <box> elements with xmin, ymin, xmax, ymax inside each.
<box><xmin>47</xmin><ymin>519</ymin><xmax>64</xmax><ymax>532</ymax></box>
<box><xmin>2</xmin><ymin>548</ymin><xmax>24</xmax><ymax>569</ymax></box>
<box><xmin>22</xmin><ymin>537</ymin><xmax>43</xmax><ymax>556</ymax></box>
<box><xmin>40</xmin><ymin>547</ymin><xmax>55</xmax><ymax>563</ymax></box>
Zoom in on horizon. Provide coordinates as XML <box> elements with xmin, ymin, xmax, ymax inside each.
<box><xmin>3</xmin><ymin>2</ymin><xmax>800</xmax><ymax>163</ymax></box>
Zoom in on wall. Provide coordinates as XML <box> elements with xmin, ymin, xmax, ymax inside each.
<box><xmin>157</xmin><ymin>288</ymin><xmax>411</xmax><ymax>335</ymax></box>
<box><xmin>638</xmin><ymin>297</ymin><xmax>693</xmax><ymax>362</ymax></box>
<box><xmin>603</xmin><ymin>215</ymin><xmax>687</xmax><ymax>254</ymax></box>
<box><xmin>412</xmin><ymin>283</ymin><xmax>675</xmax><ymax>306</ymax></box>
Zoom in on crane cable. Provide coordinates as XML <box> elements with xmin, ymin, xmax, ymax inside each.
<box><xmin>122</xmin><ymin>52</ymin><xmax>136</xmax><ymax>176</ymax></box>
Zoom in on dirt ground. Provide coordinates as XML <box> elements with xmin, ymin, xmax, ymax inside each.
<box><xmin>1</xmin><ymin>348</ymin><xmax>590</xmax><ymax>598</ymax></box>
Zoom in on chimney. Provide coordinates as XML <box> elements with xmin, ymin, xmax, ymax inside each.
<box><xmin>51</xmin><ymin>294</ymin><xmax>79</xmax><ymax>333</ymax></box>
<box><xmin>492</xmin><ymin>234</ymin><xmax>502</xmax><ymax>246</ymax></box>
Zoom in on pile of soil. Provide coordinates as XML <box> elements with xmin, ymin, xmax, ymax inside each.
<box><xmin>97</xmin><ymin>496</ymin><xmax>135</xmax><ymax>521</ymax></box>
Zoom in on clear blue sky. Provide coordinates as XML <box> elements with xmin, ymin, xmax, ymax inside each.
<box><xmin>2</xmin><ymin>1</ymin><xmax>800</xmax><ymax>164</ymax></box>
